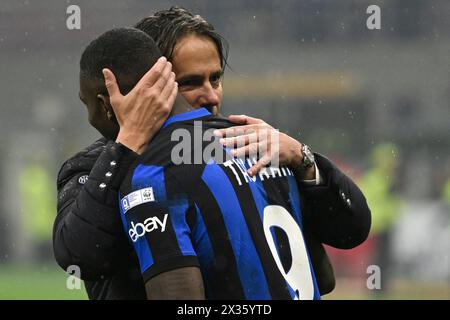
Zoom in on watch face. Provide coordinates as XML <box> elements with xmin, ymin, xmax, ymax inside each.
<box><xmin>306</xmin><ymin>148</ymin><xmax>314</xmax><ymax>161</ymax></box>
<box><xmin>302</xmin><ymin>145</ymin><xmax>315</xmax><ymax>167</ymax></box>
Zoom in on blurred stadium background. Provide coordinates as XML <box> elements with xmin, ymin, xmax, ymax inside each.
<box><xmin>0</xmin><ymin>0</ymin><xmax>449</xmax><ymax>299</ymax></box>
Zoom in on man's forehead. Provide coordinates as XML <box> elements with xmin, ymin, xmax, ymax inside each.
<box><xmin>174</xmin><ymin>58</ymin><xmax>221</xmax><ymax>79</ymax></box>
<box><xmin>172</xmin><ymin>35</ymin><xmax>221</xmax><ymax>76</ymax></box>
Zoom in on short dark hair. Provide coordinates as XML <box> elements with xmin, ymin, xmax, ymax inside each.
<box><xmin>80</xmin><ymin>27</ymin><xmax>161</xmax><ymax>94</ymax></box>
<box><xmin>134</xmin><ymin>6</ymin><xmax>228</xmax><ymax>71</ymax></box>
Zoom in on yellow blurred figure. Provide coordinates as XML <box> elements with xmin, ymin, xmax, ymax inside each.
<box><xmin>19</xmin><ymin>162</ymin><xmax>55</xmax><ymax>259</ymax></box>
<box><xmin>358</xmin><ymin>143</ymin><xmax>402</xmax><ymax>292</ymax></box>
<box><xmin>443</xmin><ymin>178</ymin><xmax>450</xmax><ymax>208</ymax></box>
<box><xmin>360</xmin><ymin>143</ymin><xmax>401</xmax><ymax>235</ymax></box>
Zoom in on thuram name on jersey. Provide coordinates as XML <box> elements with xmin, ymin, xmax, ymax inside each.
<box><xmin>224</xmin><ymin>157</ymin><xmax>294</xmax><ymax>186</ymax></box>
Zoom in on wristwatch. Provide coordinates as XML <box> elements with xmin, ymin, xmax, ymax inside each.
<box><xmin>300</xmin><ymin>144</ymin><xmax>315</xmax><ymax>170</ymax></box>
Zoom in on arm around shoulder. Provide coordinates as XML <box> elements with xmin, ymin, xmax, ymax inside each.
<box><xmin>53</xmin><ymin>139</ymin><xmax>138</xmax><ymax>280</ymax></box>
<box><xmin>300</xmin><ymin>153</ymin><xmax>371</xmax><ymax>249</ymax></box>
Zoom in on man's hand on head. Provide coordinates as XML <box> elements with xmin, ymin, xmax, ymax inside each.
<box><xmin>214</xmin><ymin>115</ymin><xmax>315</xmax><ymax>179</ymax></box>
<box><xmin>103</xmin><ymin>56</ymin><xmax>178</xmax><ymax>154</ymax></box>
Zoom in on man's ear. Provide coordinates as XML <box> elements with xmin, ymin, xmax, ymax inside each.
<box><xmin>97</xmin><ymin>94</ymin><xmax>115</xmax><ymax>120</ymax></box>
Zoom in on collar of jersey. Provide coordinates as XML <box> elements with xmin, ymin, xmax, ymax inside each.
<box><xmin>162</xmin><ymin>107</ymin><xmax>212</xmax><ymax>129</ymax></box>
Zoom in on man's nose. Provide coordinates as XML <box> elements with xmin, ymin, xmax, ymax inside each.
<box><xmin>198</xmin><ymin>82</ymin><xmax>219</xmax><ymax>107</ymax></box>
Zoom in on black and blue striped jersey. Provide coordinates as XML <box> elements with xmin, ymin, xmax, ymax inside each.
<box><xmin>119</xmin><ymin>107</ymin><xmax>320</xmax><ymax>300</ymax></box>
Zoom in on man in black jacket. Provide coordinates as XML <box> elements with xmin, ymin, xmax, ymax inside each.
<box><xmin>54</xmin><ymin>7</ymin><xmax>371</xmax><ymax>299</ymax></box>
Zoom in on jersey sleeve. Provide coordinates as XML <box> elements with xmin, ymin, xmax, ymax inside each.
<box><xmin>119</xmin><ymin>164</ymin><xmax>199</xmax><ymax>282</ymax></box>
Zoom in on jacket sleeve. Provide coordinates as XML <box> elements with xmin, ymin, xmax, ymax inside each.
<box><xmin>53</xmin><ymin>140</ymin><xmax>138</xmax><ymax>280</ymax></box>
<box><xmin>300</xmin><ymin>153</ymin><xmax>372</xmax><ymax>249</ymax></box>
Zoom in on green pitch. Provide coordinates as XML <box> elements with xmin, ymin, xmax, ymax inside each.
<box><xmin>0</xmin><ymin>263</ymin><xmax>448</xmax><ymax>300</ymax></box>
<box><xmin>0</xmin><ymin>263</ymin><xmax>88</xmax><ymax>300</ymax></box>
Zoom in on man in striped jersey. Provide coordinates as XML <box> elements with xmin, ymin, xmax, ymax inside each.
<box><xmin>119</xmin><ymin>107</ymin><xmax>327</xmax><ymax>299</ymax></box>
